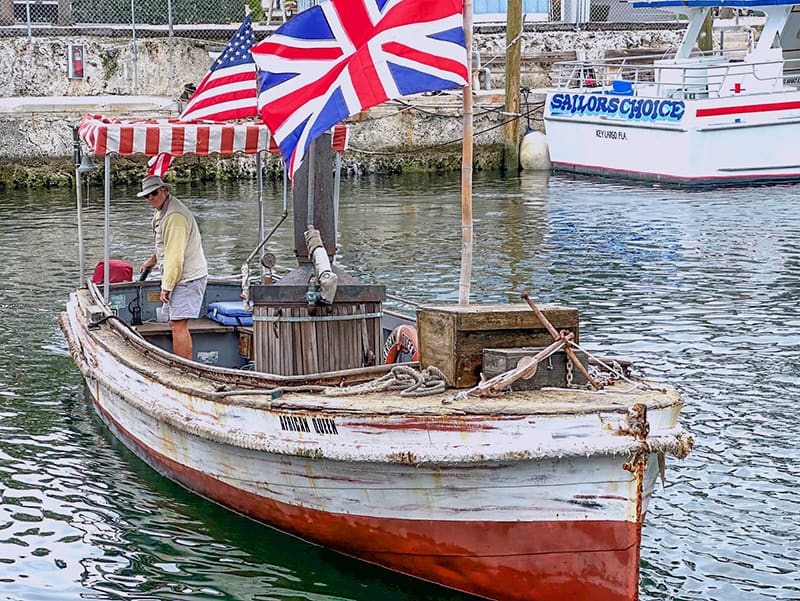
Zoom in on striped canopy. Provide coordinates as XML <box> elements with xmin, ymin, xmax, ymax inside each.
<box><xmin>78</xmin><ymin>114</ymin><xmax>274</xmax><ymax>157</ymax></box>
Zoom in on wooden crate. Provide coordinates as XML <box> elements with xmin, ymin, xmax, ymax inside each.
<box><xmin>482</xmin><ymin>348</ymin><xmax>588</xmax><ymax>390</ymax></box>
<box><xmin>416</xmin><ymin>303</ymin><xmax>579</xmax><ymax>388</ymax></box>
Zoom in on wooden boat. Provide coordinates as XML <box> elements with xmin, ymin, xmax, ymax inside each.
<box><xmin>60</xmin><ymin>117</ymin><xmax>693</xmax><ymax>601</ymax></box>
<box><xmin>59</xmin><ymin>7</ymin><xmax>693</xmax><ymax>599</ymax></box>
<box><xmin>543</xmin><ymin>0</ymin><xmax>800</xmax><ymax>185</ymax></box>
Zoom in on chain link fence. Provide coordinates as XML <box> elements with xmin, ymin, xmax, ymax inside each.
<box><xmin>1</xmin><ymin>0</ymin><xmax>330</xmax><ymax>36</ymax></box>
<box><xmin>3</xmin><ymin>0</ymin><xmax>681</xmax><ymax>38</ymax></box>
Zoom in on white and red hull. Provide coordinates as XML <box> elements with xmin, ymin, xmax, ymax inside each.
<box><xmin>544</xmin><ymin>90</ymin><xmax>800</xmax><ymax>186</ymax></box>
<box><xmin>61</xmin><ymin>288</ymin><xmax>691</xmax><ymax>601</ymax></box>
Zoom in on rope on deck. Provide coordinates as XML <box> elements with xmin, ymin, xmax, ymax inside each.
<box><xmin>323</xmin><ymin>365</ymin><xmax>448</xmax><ymax>398</ymax></box>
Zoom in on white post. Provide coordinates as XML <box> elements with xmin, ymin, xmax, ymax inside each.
<box><xmin>458</xmin><ymin>0</ymin><xmax>473</xmax><ymax>305</ymax></box>
<box><xmin>130</xmin><ymin>0</ymin><xmax>139</xmax><ymax>94</ymax></box>
<box><xmin>256</xmin><ymin>152</ymin><xmax>265</xmax><ymax>280</ymax></box>
<box><xmin>25</xmin><ymin>0</ymin><xmax>31</xmax><ymax>39</ymax></box>
<box><xmin>75</xmin><ymin>168</ymin><xmax>85</xmax><ymax>287</ymax></box>
<box><xmin>103</xmin><ymin>155</ymin><xmax>111</xmax><ymax>300</ymax></box>
<box><xmin>167</xmin><ymin>0</ymin><xmax>175</xmax><ymax>100</ymax></box>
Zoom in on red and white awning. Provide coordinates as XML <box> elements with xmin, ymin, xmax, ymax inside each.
<box><xmin>78</xmin><ymin>114</ymin><xmax>272</xmax><ymax>157</ymax></box>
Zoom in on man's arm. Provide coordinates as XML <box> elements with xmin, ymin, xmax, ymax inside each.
<box><xmin>160</xmin><ymin>213</ymin><xmax>190</xmax><ymax>301</ymax></box>
<box><xmin>140</xmin><ymin>253</ymin><xmax>157</xmax><ymax>274</ymax></box>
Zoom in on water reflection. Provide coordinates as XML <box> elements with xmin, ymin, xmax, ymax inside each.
<box><xmin>0</xmin><ymin>172</ymin><xmax>798</xmax><ymax>600</ymax></box>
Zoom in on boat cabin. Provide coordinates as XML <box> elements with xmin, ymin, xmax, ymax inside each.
<box><xmin>550</xmin><ymin>0</ymin><xmax>800</xmax><ymax>99</ymax></box>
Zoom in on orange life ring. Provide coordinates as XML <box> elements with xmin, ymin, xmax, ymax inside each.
<box><xmin>383</xmin><ymin>325</ymin><xmax>419</xmax><ymax>364</ymax></box>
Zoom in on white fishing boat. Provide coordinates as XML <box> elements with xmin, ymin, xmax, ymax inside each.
<box><xmin>59</xmin><ymin>1</ymin><xmax>694</xmax><ymax>599</ymax></box>
<box><xmin>543</xmin><ymin>0</ymin><xmax>800</xmax><ymax>185</ymax></box>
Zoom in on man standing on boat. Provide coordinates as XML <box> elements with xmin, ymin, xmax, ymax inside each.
<box><xmin>137</xmin><ymin>175</ymin><xmax>208</xmax><ymax>360</ymax></box>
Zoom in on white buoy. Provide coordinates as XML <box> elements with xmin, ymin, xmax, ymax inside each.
<box><xmin>519</xmin><ymin>130</ymin><xmax>551</xmax><ymax>171</ymax></box>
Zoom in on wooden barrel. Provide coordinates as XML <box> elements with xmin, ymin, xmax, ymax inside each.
<box><xmin>250</xmin><ymin>283</ymin><xmax>385</xmax><ymax>375</ymax></box>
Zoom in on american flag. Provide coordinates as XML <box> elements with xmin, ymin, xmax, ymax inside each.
<box><xmin>252</xmin><ymin>0</ymin><xmax>468</xmax><ymax>179</ymax></box>
<box><xmin>180</xmin><ymin>14</ymin><xmax>258</xmax><ymax>123</ymax></box>
<box><xmin>149</xmin><ymin>14</ymin><xmax>259</xmax><ymax>176</ymax></box>
<box><xmin>147</xmin><ymin>152</ymin><xmax>174</xmax><ymax>177</ymax></box>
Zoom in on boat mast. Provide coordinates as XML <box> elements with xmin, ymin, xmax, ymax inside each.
<box><xmin>458</xmin><ymin>0</ymin><xmax>474</xmax><ymax>305</ymax></box>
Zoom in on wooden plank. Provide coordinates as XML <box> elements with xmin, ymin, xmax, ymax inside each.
<box><xmin>369</xmin><ymin>302</ymin><xmax>380</xmax><ymax>366</ymax></box>
<box><xmin>275</xmin><ymin>309</ymin><xmax>284</xmax><ymax>374</ymax></box>
<box><xmin>342</xmin><ymin>304</ymin><xmax>353</xmax><ymax>371</ymax></box>
<box><xmin>336</xmin><ymin>306</ymin><xmax>350</xmax><ymax>369</ymax></box>
<box><xmin>419</xmin><ymin>304</ymin><xmax>578</xmax><ymax>336</ymax></box>
<box><xmin>291</xmin><ymin>307</ymin><xmax>301</xmax><ymax>375</ymax></box>
<box><xmin>358</xmin><ymin>303</ymin><xmax>367</xmax><ymax>367</ymax></box>
<box><xmin>136</xmin><ymin>317</ymin><xmax>234</xmax><ymax>336</ymax></box>
<box><xmin>319</xmin><ymin>307</ymin><xmax>330</xmax><ymax>373</ymax></box>
<box><xmin>274</xmin><ymin>308</ymin><xmax>285</xmax><ymax>375</ymax></box>
<box><xmin>253</xmin><ymin>307</ymin><xmax>266</xmax><ymax>372</ymax></box>
<box><xmin>417</xmin><ymin>309</ymin><xmax>456</xmax><ymax>384</ymax></box>
<box><xmin>306</xmin><ymin>318</ymin><xmax>319</xmax><ymax>374</ymax></box>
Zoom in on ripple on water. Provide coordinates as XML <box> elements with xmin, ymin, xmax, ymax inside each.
<box><xmin>1</xmin><ymin>175</ymin><xmax>799</xmax><ymax>600</ymax></box>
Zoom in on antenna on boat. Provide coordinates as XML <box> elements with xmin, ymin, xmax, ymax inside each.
<box><xmin>457</xmin><ymin>0</ymin><xmax>474</xmax><ymax>305</ymax></box>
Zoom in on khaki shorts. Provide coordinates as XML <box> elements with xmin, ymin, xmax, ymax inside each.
<box><xmin>162</xmin><ymin>276</ymin><xmax>207</xmax><ymax>321</ymax></box>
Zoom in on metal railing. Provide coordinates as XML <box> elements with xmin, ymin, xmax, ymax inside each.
<box><xmin>550</xmin><ymin>50</ymin><xmax>796</xmax><ymax>100</ymax></box>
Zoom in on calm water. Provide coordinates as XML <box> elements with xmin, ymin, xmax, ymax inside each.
<box><xmin>0</xmin><ymin>171</ymin><xmax>798</xmax><ymax>601</ymax></box>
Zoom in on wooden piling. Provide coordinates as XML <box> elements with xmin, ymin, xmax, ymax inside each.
<box><xmin>504</xmin><ymin>0</ymin><xmax>522</xmax><ymax>173</ymax></box>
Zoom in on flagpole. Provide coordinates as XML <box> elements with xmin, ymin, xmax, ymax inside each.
<box><xmin>457</xmin><ymin>0</ymin><xmax>474</xmax><ymax>305</ymax></box>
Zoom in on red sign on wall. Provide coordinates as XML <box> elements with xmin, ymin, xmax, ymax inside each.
<box><xmin>69</xmin><ymin>43</ymin><xmax>85</xmax><ymax>79</ymax></box>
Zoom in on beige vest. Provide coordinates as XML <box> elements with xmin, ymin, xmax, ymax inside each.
<box><xmin>152</xmin><ymin>195</ymin><xmax>208</xmax><ymax>283</ymax></box>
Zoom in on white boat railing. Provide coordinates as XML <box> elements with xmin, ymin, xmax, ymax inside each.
<box><xmin>550</xmin><ymin>50</ymin><xmax>798</xmax><ymax>99</ymax></box>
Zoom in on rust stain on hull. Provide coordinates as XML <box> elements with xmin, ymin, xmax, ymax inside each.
<box><xmin>345</xmin><ymin>417</ymin><xmax>516</xmax><ymax>432</ymax></box>
<box><xmin>91</xmin><ymin>393</ymin><xmax>645</xmax><ymax>601</ymax></box>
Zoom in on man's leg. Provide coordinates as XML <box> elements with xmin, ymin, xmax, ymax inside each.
<box><xmin>170</xmin><ymin>318</ymin><xmax>192</xmax><ymax>360</ymax></box>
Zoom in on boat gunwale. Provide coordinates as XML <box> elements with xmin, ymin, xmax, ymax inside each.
<box><xmin>65</xmin><ymin>287</ymin><xmax>685</xmax><ymax>418</ymax></box>
<box><xmin>62</xmin><ymin>304</ymin><xmax>692</xmax><ymax>464</ymax></box>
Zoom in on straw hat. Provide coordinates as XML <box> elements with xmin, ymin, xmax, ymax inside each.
<box><xmin>137</xmin><ymin>175</ymin><xmax>170</xmax><ymax>198</ymax></box>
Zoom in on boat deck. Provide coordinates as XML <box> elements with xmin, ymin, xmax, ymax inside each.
<box><xmin>67</xmin><ymin>287</ymin><xmax>683</xmax><ymax>421</ymax></box>
<box><xmin>92</xmin><ymin>310</ymin><xmax>682</xmax><ymax>419</ymax></box>
<box><xmin>270</xmin><ymin>380</ymin><xmax>682</xmax><ymax>417</ymax></box>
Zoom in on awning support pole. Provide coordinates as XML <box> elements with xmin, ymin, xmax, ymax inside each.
<box><xmin>73</xmin><ymin>126</ymin><xmax>86</xmax><ymax>287</ymax></box>
<box><xmin>256</xmin><ymin>151</ymin><xmax>265</xmax><ymax>280</ymax></box>
<box><xmin>104</xmin><ymin>154</ymin><xmax>111</xmax><ymax>300</ymax></box>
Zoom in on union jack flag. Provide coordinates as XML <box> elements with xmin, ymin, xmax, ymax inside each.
<box><xmin>252</xmin><ymin>0</ymin><xmax>468</xmax><ymax>179</ymax></box>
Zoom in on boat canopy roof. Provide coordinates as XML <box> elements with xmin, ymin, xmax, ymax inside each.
<box><xmin>78</xmin><ymin>114</ymin><xmax>275</xmax><ymax>157</ymax></box>
<box><xmin>632</xmin><ymin>0</ymin><xmax>796</xmax><ymax>7</ymax></box>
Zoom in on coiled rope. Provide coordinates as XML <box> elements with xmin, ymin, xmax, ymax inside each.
<box><xmin>323</xmin><ymin>365</ymin><xmax>447</xmax><ymax>398</ymax></box>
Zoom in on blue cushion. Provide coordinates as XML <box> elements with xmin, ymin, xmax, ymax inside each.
<box><xmin>207</xmin><ymin>301</ymin><xmax>253</xmax><ymax>327</ymax></box>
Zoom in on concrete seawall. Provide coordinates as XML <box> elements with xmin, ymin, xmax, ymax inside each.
<box><xmin>0</xmin><ymin>89</ymin><xmax>512</xmax><ymax>188</ymax></box>
<box><xmin>0</xmin><ymin>22</ymin><xmax>753</xmax><ymax>188</ymax></box>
